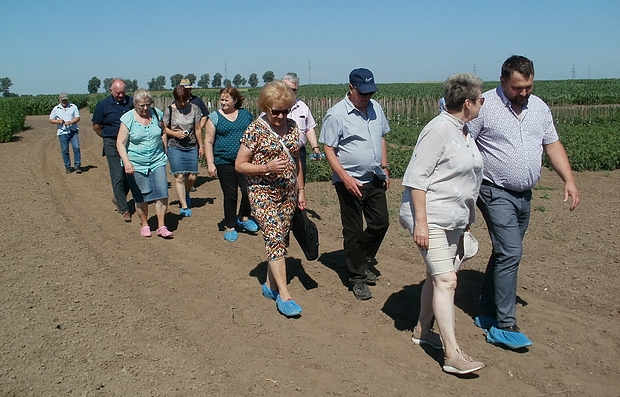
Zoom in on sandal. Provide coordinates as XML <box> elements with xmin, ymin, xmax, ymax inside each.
<box><xmin>156</xmin><ymin>226</ymin><xmax>173</xmax><ymax>239</ymax></box>
<box><xmin>140</xmin><ymin>226</ymin><xmax>152</xmax><ymax>237</ymax></box>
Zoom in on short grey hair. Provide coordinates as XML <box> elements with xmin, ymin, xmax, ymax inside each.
<box><xmin>443</xmin><ymin>72</ymin><xmax>483</xmax><ymax>112</ymax></box>
<box><xmin>133</xmin><ymin>88</ymin><xmax>152</xmax><ymax>105</ymax></box>
<box><xmin>281</xmin><ymin>73</ymin><xmax>300</xmax><ymax>87</ymax></box>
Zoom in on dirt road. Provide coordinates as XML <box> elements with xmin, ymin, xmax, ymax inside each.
<box><xmin>1</xmin><ymin>112</ymin><xmax>618</xmax><ymax>396</ymax></box>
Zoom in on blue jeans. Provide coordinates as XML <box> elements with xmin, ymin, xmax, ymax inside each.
<box><xmin>476</xmin><ymin>182</ymin><xmax>531</xmax><ymax>328</ymax></box>
<box><xmin>58</xmin><ymin>131</ymin><xmax>81</xmax><ymax>169</ymax></box>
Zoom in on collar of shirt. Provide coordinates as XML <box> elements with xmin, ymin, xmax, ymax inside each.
<box><xmin>497</xmin><ymin>86</ymin><xmax>529</xmax><ymax>112</ymax></box>
<box><xmin>440</xmin><ymin>111</ymin><xmax>466</xmax><ymax>133</ymax></box>
<box><xmin>343</xmin><ymin>94</ymin><xmax>375</xmax><ymax>118</ymax></box>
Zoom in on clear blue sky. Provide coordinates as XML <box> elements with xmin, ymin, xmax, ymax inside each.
<box><xmin>1</xmin><ymin>0</ymin><xmax>619</xmax><ymax>95</ymax></box>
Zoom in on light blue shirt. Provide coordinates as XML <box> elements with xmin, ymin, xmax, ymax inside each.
<box><xmin>467</xmin><ymin>87</ymin><xmax>559</xmax><ymax>192</ymax></box>
<box><xmin>120</xmin><ymin>108</ymin><xmax>168</xmax><ymax>174</ymax></box>
<box><xmin>319</xmin><ymin>95</ymin><xmax>390</xmax><ymax>184</ymax></box>
<box><xmin>49</xmin><ymin>103</ymin><xmax>80</xmax><ymax>135</ymax></box>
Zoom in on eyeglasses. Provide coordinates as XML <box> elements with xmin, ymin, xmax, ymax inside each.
<box><xmin>291</xmin><ymin>88</ymin><xmax>298</xmax><ymax>93</ymax></box>
<box><xmin>471</xmin><ymin>97</ymin><xmax>485</xmax><ymax>105</ymax></box>
<box><xmin>268</xmin><ymin>107</ymin><xmax>291</xmax><ymax>116</ymax></box>
<box><xmin>136</xmin><ymin>103</ymin><xmax>152</xmax><ymax>108</ymax></box>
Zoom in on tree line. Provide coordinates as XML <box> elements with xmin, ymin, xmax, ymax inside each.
<box><xmin>86</xmin><ymin>71</ymin><xmax>279</xmax><ymax>94</ymax></box>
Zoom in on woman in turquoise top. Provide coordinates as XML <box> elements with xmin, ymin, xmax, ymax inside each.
<box><xmin>204</xmin><ymin>86</ymin><xmax>257</xmax><ymax>242</ymax></box>
<box><xmin>117</xmin><ymin>89</ymin><xmax>173</xmax><ymax>239</ymax></box>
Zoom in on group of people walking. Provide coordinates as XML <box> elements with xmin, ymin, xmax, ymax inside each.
<box><xmin>50</xmin><ymin>55</ymin><xmax>580</xmax><ymax>376</ymax></box>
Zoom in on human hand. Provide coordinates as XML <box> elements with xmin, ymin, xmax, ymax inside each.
<box><xmin>124</xmin><ymin>162</ymin><xmax>135</xmax><ymax>175</ymax></box>
<box><xmin>413</xmin><ymin>223</ymin><xmax>429</xmax><ymax>250</ymax></box>
<box><xmin>266</xmin><ymin>157</ymin><xmax>289</xmax><ymax>174</ymax></box>
<box><xmin>564</xmin><ymin>181</ymin><xmax>580</xmax><ymax>211</ymax></box>
<box><xmin>297</xmin><ymin>190</ymin><xmax>307</xmax><ymax>210</ymax></box>
<box><xmin>343</xmin><ymin>174</ymin><xmax>363</xmax><ymax>198</ymax></box>
<box><xmin>208</xmin><ymin>164</ymin><xmax>217</xmax><ymax>178</ymax></box>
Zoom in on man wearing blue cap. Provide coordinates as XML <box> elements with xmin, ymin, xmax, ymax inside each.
<box><xmin>320</xmin><ymin>68</ymin><xmax>391</xmax><ymax>300</ymax></box>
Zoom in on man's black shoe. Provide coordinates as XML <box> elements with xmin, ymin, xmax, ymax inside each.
<box><xmin>364</xmin><ymin>270</ymin><xmax>377</xmax><ymax>285</ymax></box>
<box><xmin>351</xmin><ymin>282</ymin><xmax>372</xmax><ymax>300</ymax></box>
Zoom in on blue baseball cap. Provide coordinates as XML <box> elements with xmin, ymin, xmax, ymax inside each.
<box><xmin>349</xmin><ymin>68</ymin><xmax>378</xmax><ymax>94</ymax></box>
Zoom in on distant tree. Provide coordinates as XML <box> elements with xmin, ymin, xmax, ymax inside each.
<box><xmin>148</xmin><ymin>75</ymin><xmax>166</xmax><ymax>91</ymax></box>
<box><xmin>103</xmin><ymin>78</ymin><xmax>113</xmax><ymax>91</ymax></box>
<box><xmin>3</xmin><ymin>92</ymin><xmax>18</xmax><ymax>98</ymax></box>
<box><xmin>87</xmin><ymin>76</ymin><xmax>101</xmax><ymax>94</ymax></box>
<box><xmin>232</xmin><ymin>74</ymin><xmax>246</xmax><ymax>87</ymax></box>
<box><xmin>1</xmin><ymin>77</ymin><xmax>13</xmax><ymax>95</ymax></box>
<box><xmin>262</xmin><ymin>71</ymin><xmax>275</xmax><ymax>83</ymax></box>
<box><xmin>223</xmin><ymin>78</ymin><xmax>232</xmax><ymax>87</ymax></box>
<box><xmin>124</xmin><ymin>79</ymin><xmax>138</xmax><ymax>92</ymax></box>
<box><xmin>170</xmin><ymin>73</ymin><xmax>184</xmax><ymax>88</ymax></box>
<box><xmin>212</xmin><ymin>73</ymin><xmax>223</xmax><ymax>88</ymax></box>
<box><xmin>248</xmin><ymin>73</ymin><xmax>259</xmax><ymax>88</ymax></box>
<box><xmin>184</xmin><ymin>73</ymin><xmax>197</xmax><ymax>86</ymax></box>
<box><xmin>197</xmin><ymin>73</ymin><xmax>211</xmax><ymax>88</ymax></box>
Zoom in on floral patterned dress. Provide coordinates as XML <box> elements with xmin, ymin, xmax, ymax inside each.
<box><xmin>240</xmin><ymin>118</ymin><xmax>300</xmax><ymax>261</ymax></box>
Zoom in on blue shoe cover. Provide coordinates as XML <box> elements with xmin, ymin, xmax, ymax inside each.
<box><xmin>261</xmin><ymin>283</ymin><xmax>278</xmax><ymax>301</ymax></box>
<box><xmin>276</xmin><ymin>296</ymin><xmax>302</xmax><ymax>317</ymax></box>
<box><xmin>224</xmin><ymin>229</ymin><xmax>238</xmax><ymax>242</ymax></box>
<box><xmin>236</xmin><ymin>218</ymin><xmax>259</xmax><ymax>232</ymax></box>
<box><xmin>486</xmin><ymin>326</ymin><xmax>533</xmax><ymax>349</ymax></box>
<box><xmin>180</xmin><ymin>208</ymin><xmax>192</xmax><ymax>217</ymax></box>
<box><xmin>474</xmin><ymin>316</ymin><xmax>498</xmax><ymax>330</ymax></box>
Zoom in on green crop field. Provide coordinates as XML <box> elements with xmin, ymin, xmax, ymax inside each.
<box><xmin>2</xmin><ymin>79</ymin><xmax>619</xmax><ymax>178</ymax></box>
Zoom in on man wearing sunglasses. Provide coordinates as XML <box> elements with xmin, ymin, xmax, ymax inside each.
<box><xmin>320</xmin><ymin>68</ymin><xmax>390</xmax><ymax>300</ymax></box>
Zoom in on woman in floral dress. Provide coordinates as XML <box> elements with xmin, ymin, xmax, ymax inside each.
<box><xmin>235</xmin><ymin>80</ymin><xmax>306</xmax><ymax>317</ymax></box>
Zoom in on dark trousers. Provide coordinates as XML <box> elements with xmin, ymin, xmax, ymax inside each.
<box><xmin>299</xmin><ymin>145</ymin><xmax>308</xmax><ymax>184</ymax></box>
<box><xmin>103</xmin><ymin>137</ymin><xmax>130</xmax><ymax>213</ymax></box>
<box><xmin>476</xmin><ymin>182</ymin><xmax>532</xmax><ymax>328</ymax></box>
<box><xmin>216</xmin><ymin>163</ymin><xmax>251</xmax><ymax>229</ymax></box>
<box><xmin>335</xmin><ymin>176</ymin><xmax>389</xmax><ymax>282</ymax></box>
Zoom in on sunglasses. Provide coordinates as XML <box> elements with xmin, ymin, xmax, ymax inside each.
<box><xmin>268</xmin><ymin>107</ymin><xmax>291</xmax><ymax>116</ymax></box>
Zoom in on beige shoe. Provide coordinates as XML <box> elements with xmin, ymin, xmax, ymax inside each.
<box><xmin>443</xmin><ymin>352</ymin><xmax>484</xmax><ymax>375</ymax></box>
<box><xmin>412</xmin><ymin>328</ymin><xmax>443</xmax><ymax>349</ymax></box>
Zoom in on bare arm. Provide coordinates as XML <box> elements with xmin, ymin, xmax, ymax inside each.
<box><xmin>544</xmin><ymin>140</ymin><xmax>580</xmax><ymax>210</ymax></box>
<box><xmin>92</xmin><ymin>123</ymin><xmax>103</xmax><ymax>138</ymax></box>
<box><xmin>116</xmin><ymin>124</ymin><xmax>134</xmax><ymax>175</ymax></box>
<box><xmin>296</xmin><ymin>153</ymin><xmax>306</xmax><ymax>210</ymax></box>
<box><xmin>381</xmin><ymin>136</ymin><xmax>390</xmax><ymax>190</ymax></box>
<box><xmin>411</xmin><ymin>188</ymin><xmax>429</xmax><ymax>250</ymax></box>
<box><xmin>204</xmin><ymin>118</ymin><xmax>217</xmax><ymax>178</ymax></box>
<box><xmin>305</xmin><ymin>127</ymin><xmax>321</xmax><ymax>155</ymax></box>
<box><xmin>235</xmin><ymin>144</ymin><xmax>289</xmax><ymax>176</ymax></box>
<box><xmin>323</xmin><ymin>144</ymin><xmax>363</xmax><ymax>198</ymax></box>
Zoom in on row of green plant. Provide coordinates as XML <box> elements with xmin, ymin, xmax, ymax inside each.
<box><xmin>0</xmin><ymin>98</ymin><xmax>27</xmax><ymax>143</ymax></box>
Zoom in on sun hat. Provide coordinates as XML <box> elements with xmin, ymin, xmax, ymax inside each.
<box><xmin>179</xmin><ymin>78</ymin><xmax>194</xmax><ymax>88</ymax></box>
<box><xmin>349</xmin><ymin>68</ymin><xmax>378</xmax><ymax>94</ymax></box>
<box><xmin>59</xmin><ymin>92</ymin><xmax>69</xmax><ymax>100</ymax></box>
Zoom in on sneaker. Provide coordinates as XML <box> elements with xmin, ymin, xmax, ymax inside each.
<box><xmin>180</xmin><ymin>208</ymin><xmax>192</xmax><ymax>217</ymax></box>
<box><xmin>412</xmin><ymin>328</ymin><xmax>443</xmax><ymax>349</ymax></box>
<box><xmin>122</xmin><ymin>212</ymin><xmax>131</xmax><ymax>222</ymax></box>
<box><xmin>276</xmin><ymin>295</ymin><xmax>302</xmax><ymax>317</ymax></box>
<box><xmin>364</xmin><ymin>270</ymin><xmax>377</xmax><ymax>285</ymax></box>
<box><xmin>486</xmin><ymin>325</ymin><xmax>533</xmax><ymax>349</ymax></box>
<box><xmin>236</xmin><ymin>218</ymin><xmax>259</xmax><ymax>233</ymax></box>
<box><xmin>65</xmin><ymin>167</ymin><xmax>73</xmax><ymax>174</ymax></box>
<box><xmin>351</xmin><ymin>282</ymin><xmax>372</xmax><ymax>300</ymax></box>
<box><xmin>224</xmin><ymin>229</ymin><xmax>238</xmax><ymax>242</ymax></box>
<box><xmin>261</xmin><ymin>283</ymin><xmax>278</xmax><ymax>300</ymax></box>
<box><xmin>75</xmin><ymin>167</ymin><xmax>82</xmax><ymax>174</ymax></box>
<box><xmin>443</xmin><ymin>352</ymin><xmax>485</xmax><ymax>375</ymax></box>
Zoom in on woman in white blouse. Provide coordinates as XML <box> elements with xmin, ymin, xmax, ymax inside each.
<box><xmin>400</xmin><ymin>73</ymin><xmax>485</xmax><ymax>375</ymax></box>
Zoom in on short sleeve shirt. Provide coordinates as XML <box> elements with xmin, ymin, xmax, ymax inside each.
<box><xmin>50</xmin><ymin>103</ymin><xmax>80</xmax><ymax>135</ymax></box>
<box><xmin>466</xmin><ymin>87</ymin><xmax>558</xmax><ymax>192</ymax></box>
<box><xmin>402</xmin><ymin>112</ymin><xmax>483</xmax><ymax>229</ymax></box>
<box><xmin>120</xmin><ymin>108</ymin><xmax>167</xmax><ymax>174</ymax></box>
<box><xmin>211</xmin><ymin>108</ymin><xmax>254</xmax><ymax>165</ymax></box>
<box><xmin>288</xmin><ymin>99</ymin><xmax>317</xmax><ymax>146</ymax></box>
<box><xmin>164</xmin><ymin>103</ymin><xmax>203</xmax><ymax>149</ymax></box>
<box><xmin>92</xmin><ymin>95</ymin><xmax>134</xmax><ymax>138</ymax></box>
<box><xmin>319</xmin><ymin>95</ymin><xmax>390</xmax><ymax>184</ymax></box>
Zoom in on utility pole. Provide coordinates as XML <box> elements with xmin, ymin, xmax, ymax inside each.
<box><xmin>225</xmin><ymin>62</ymin><xmax>228</xmax><ymax>80</ymax></box>
<box><xmin>473</xmin><ymin>64</ymin><xmax>476</xmax><ymax>75</ymax></box>
<box><xmin>571</xmin><ymin>64</ymin><xmax>576</xmax><ymax>79</ymax></box>
<box><xmin>308</xmin><ymin>60</ymin><xmax>312</xmax><ymax>85</ymax></box>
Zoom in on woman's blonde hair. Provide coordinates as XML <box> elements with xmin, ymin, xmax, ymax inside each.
<box><xmin>258</xmin><ymin>80</ymin><xmax>296</xmax><ymax>113</ymax></box>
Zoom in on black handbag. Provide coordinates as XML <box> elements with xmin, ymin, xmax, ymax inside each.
<box><xmin>292</xmin><ymin>208</ymin><xmax>319</xmax><ymax>261</ymax></box>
